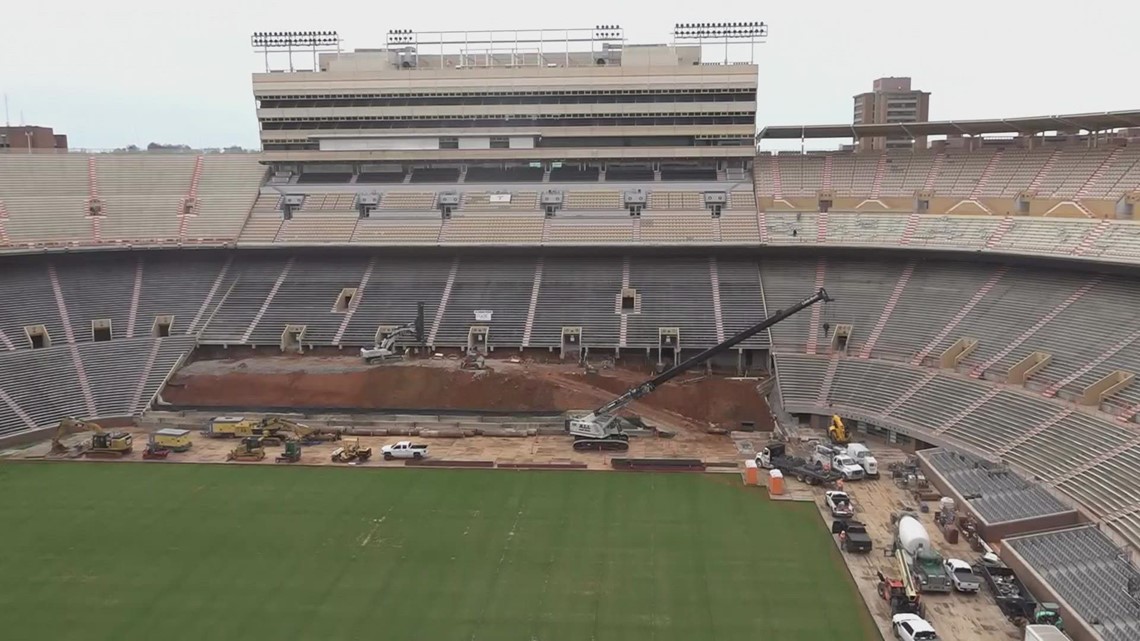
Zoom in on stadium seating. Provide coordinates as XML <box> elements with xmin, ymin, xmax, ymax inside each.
<box><xmin>921</xmin><ymin>448</ymin><xmax>1069</xmax><ymax>523</ymax></box>
<box><xmin>1005</xmin><ymin>527</ymin><xmax>1140</xmax><ymax>641</ymax></box>
<box><xmin>0</xmin><ymin>335</ymin><xmax>194</xmax><ymax>436</ymax></box>
<box><xmin>772</xmin><ymin>352</ymin><xmax>1140</xmax><ymax>548</ymax></box>
<box><xmin>755</xmin><ymin>147</ymin><xmax>1140</xmax><ymax>204</ymax></box>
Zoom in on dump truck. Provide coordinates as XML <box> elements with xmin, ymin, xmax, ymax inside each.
<box><xmin>976</xmin><ymin>558</ymin><xmax>1040</xmax><ymax>622</ymax></box>
<box><xmin>895</xmin><ymin>514</ymin><xmax>952</xmax><ymax>593</ymax></box>
<box><xmin>831</xmin><ymin>519</ymin><xmax>873</xmax><ymax>553</ymax></box>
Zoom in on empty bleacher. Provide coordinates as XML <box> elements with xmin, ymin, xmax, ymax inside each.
<box><xmin>0</xmin><ymin>154</ymin><xmax>92</xmax><ymax>244</ymax></box>
<box><xmin>96</xmin><ymin>155</ymin><xmax>194</xmax><ymax>240</ymax></box>
<box><xmin>379</xmin><ymin>191</ymin><xmax>437</xmax><ymax>211</ymax></box>
<box><xmin>529</xmin><ymin>256</ymin><xmax>622</xmax><ymax>348</ymax></box>
<box><xmin>625</xmin><ymin>256</ymin><xmax>717</xmax><ymax>349</ymax></box>
<box><xmin>1006</xmin><ymin>526</ymin><xmax>1140</xmax><ymax>641</ymax></box>
<box><xmin>434</xmin><ymin>257</ymin><xmax>535</xmax><ymax>347</ymax></box>
<box><xmin>773</xmin><ymin>351</ymin><xmax>1140</xmax><ymax>548</ymax></box>
<box><xmin>0</xmin><ymin>335</ymin><xmax>195</xmax><ymax>436</ymax></box>
<box><xmin>921</xmin><ymin>448</ymin><xmax>1070</xmax><ymax>523</ymax></box>
<box><xmin>336</xmin><ymin>256</ymin><xmax>453</xmax><ymax>346</ymax></box>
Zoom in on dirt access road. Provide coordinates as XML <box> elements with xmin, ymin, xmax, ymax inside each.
<box><xmin>163</xmin><ymin>353</ymin><xmax>774</xmax><ymax>437</ymax></box>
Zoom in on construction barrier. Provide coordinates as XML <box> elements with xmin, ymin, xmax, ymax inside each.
<box><xmin>403</xmin><ymin>459</ymin><xmax>495</xmax><ymax>468</ymax></box>
<box><xmin>610</xmin><ymin>458</ymin><xmax>706</xmax><ymax>472</ymax></box>
<box><xmin>497</xmin><ymin>462</ymin><xmax>588</xmax><ymax>470</ymax></box>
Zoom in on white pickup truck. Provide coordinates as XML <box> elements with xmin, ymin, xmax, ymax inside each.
<box><xmin>813</xmin><ymin>446</ymin><xmax>865</xmax><ymax>480</ymax></box>
<box><xmin>381</xmin><ymin>441</ymin><xmax>429</xmax><ymax>460</ymax></box>
<box><xmin>944</xmin><ymin>558</ymin><xmax>981</xmax><ymax>593</ymax></box>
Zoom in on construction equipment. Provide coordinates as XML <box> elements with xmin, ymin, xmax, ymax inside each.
<box><xmin>151</xmin><ymin>428</ymin><xmax>192</xmax><ymax>452</ymax></box>
<box><xmin>226</xmin><ymin>436</ymin><xmax>267</xmax><ymax>462</ymax></box>
<box><xmin>203</xmin><ymin>416</ymin><xmax>260</xmax><ymax>439</ymax></box>
<box><xmin>142</xmin><ymin>435</ymin><xmax>171</xmax><ymax>460</ymax></box>
<box><xmin>51</xmin><ymin>417</ymin><xmax>134</xmax><ymax>458</ymax></box>
<box><xmin>894</xmin><ymin>513</ymin><xmax>953</xmax><ymax>593</ymax></box>
<box><xmin>828</xmin><ymin>414</ymin><xmax>849</xmax><ymax>445</ymax></box>
<box><xmin>360</xmin><ymin>304</ymin><xmax>425</xmax><ymax>364</ymax></box>
<box><xmin>755</xmin><ymin>442</ymin><xmax>844</xmax><ymax>486</ymax></box>
<box><xmin>876</xmin><ymin>569</ymin><xmax>925</xmax><ymax>618</ymax></box>
<box><xmin>257</xmin><ymin>416</ymin><xmax>338</xmax><ymax>445</ymax></box>
<box><xmin>976</xmin><ymin>556</ymin><xmax>1043</xmax><ymax>625</ymax></box>
<box><xmin>568</xmin><ymin>288</ymin><xmax>832</xmax><ymax>451</ymax></box>
<box><xmin>331</xmin><ymin>438</ymin><xmax>372</xmax><ymax>463</ymax></box>
<box><xmin>275</xmin><ymin>440</ymin><xmax>302</xmax><ymax>463</ymax></box>
<box><xmin>459</xmin><ymin>347</ymin><xmax>486</xmax><ymax>370</ymax></box>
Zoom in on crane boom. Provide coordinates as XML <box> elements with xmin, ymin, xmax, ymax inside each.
<box><xmin>569</xmin><ymin>288</ymin><xmax>832</xmax><ymax>448</ymax></box>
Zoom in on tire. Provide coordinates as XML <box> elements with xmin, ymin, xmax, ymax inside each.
<box><xmin>384</xmin><ymin>452</ymin><xmax>394</xmax><ymax>461</ymax></box>
<box><xmin>413</xmin><ymin>452</ymin><xmax>423</xmax><ymax>460</ymax></box>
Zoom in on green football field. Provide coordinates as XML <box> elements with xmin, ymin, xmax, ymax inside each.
<box><xmin>0</xmin><ymin>463</ymin><xmax>877</xmax><ymax>641</ymax></box>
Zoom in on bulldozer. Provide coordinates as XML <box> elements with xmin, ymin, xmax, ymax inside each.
<box><xmin>331</xmin><ymin>438</ymin><xmax>372</xmax><ymax>463</ymax></box>
<box><xmin>226</xmin><ymin>436</ymin><xmax>267</xmax><ymax>462</ymax></box>
<box><xmin>51</xmin><ymin>417</ymin><xmax>133</xmax><ymax>458</ymax></box>
<box><xmin>828</xmin><ymin>415</ymin><xmax>849</xmax><ymax>445</ymax></box>
<box><xmin>275</xmin><ymin>440</ymin><xmax>302</xmax><ymax>463</ymax></box>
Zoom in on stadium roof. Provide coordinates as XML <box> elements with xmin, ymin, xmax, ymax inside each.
<box><xmin>756</xmin><ymin>109</ymin><xmax>1140</xmax><ymax>141</ymax></box>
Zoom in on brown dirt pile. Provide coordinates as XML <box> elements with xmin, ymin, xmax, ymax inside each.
<box><xmin>163</xmin><ymin>361</ymin><xmax>773</xmax><ymax>430</ymax></box>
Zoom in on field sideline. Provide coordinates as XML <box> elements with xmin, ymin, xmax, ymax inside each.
<box><xmin>0</xmin><ymin>463</ymin><xmax>877</xmax><ymax>641</ymax></box>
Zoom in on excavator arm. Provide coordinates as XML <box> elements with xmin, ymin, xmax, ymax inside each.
<box><xmin>569</xmin><ymin>288</ymin><xmax>833</xmax><ymax>445</ymax></box>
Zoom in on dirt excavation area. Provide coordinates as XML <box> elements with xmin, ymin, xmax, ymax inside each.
<box><xmin>162</xmin><ymin>353</ymin><xmax>774</xmax><ymax>436</ymax></box>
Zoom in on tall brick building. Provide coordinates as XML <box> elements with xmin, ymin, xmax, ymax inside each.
<box><xmin>853</xmin><ymin>77</ymin><xmax>930</xmax><ymax>151</ymax></box>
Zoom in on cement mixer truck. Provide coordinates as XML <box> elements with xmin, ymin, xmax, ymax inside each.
<box><xmin>894</xmin><ymin>513</ymin><xmax>953</xmax><ymax>593</ymax></box>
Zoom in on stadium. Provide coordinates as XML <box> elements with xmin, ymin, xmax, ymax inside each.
<box><xmin>2</xmin><ymin>22</ymin><xmax>1140</xmax><ymax>641</ymax></box>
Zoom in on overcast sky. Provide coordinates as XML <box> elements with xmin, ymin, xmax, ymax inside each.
<box><xmin>2</xmin><ymin>0</ymin><xmax>1137</xmax><ymax>150</ymax></box>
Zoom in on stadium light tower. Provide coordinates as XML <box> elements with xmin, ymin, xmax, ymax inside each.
<box><xmin>672</xmin><ymin>21</ymin><xmax>767</xmax><ymax>64</ymax></box>
<box><xmin>251</xmin><ymin>30</ymin><xmax>342</xmax><ymax>72</ymax></box>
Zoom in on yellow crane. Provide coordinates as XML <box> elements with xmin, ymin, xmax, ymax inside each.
<box><xmin>51</xmin><ymin>417</ymin><xmax>133</xmax><ymax>458</ymax></box>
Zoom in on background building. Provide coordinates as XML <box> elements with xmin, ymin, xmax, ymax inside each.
<box><xmin>852</xmin><ymin>77</ymin><xmax>930</xmax><ymax>151</ymax></box>
<box><xmin>0</xmin><ymin>126</ymin><xmax>68</xmax><ymax>151</ymax></box>
<box><xmin>251</xmin><ymin>27</ymin><xmax>759</xmax><ymax>181</ymax></box>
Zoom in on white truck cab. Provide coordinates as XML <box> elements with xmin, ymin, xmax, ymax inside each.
<box><xmin>843</xmin><ymin>443</ymin><xmax>879</xmax><ymax>478</ymax></box>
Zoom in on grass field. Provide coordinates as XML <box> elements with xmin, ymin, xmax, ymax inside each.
<box><xmin>0</xmin><ymin>463</ymin><xmax>876</xmax><ymax>641</ymax></box>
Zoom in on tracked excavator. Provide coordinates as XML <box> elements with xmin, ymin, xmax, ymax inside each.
<box><xmin>257</xmin><ymin>416</ymin><xmax>339</xmax><ymax>445</ymax></box>
<box><xmin>51</xmin><ymin>417</ymin><xmax>133</xmax><ymax>458</ymax></box>
<box><xmin>567</xmin><ymin>288</ymin><xmax>833</xmax><ymax>451</ymax></box>
<box><xmin>360</xmin><ymin>304</ymin><xmax>425</xmax><ymax>364</ymax></box>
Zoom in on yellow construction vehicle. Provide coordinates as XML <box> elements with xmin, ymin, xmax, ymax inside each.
<box><xmin>51</xmin><ymin>417</ymin><xmax>133</xmax><ymax>458</ymax></box>
<box><xmin>828</xmin><ymin>415</ymin><xmax>850</xmax><ymax>445</ymax></box>
<box><xmin>331</xmin><ymin>438</ymin><xmax>372</xmax><ymax>463</ymax></box>
<box><xmin>226</xmin><ymin>436</ymin><xmax>267</xmax><ymax>462</ymax></box>
<box><xmin>257</xmin><ymin>416</ymin><xmax>339</xmax><ymax>445</ymax></box>
<box><xmin>203</xmin><ymin>416</ymin><xmax>259</xmax><ymax>439</ymax></box>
